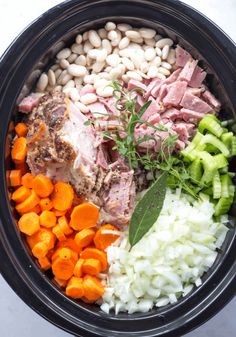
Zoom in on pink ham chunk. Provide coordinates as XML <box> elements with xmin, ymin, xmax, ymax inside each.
<box><xmin>180</xmin><ymin>91</ymin><xmax>212</xmax><ymax>114</ymax></box>
<box><xmin>188</xmin><ymin>66</ymin><xmax>206</xmax><ymax>88</ymax></box>
<box><xmin>175</xmin><ymin>45</ymin><xmax>191</xmax><ymax>67</ymax></box>
<box><xmin>161</xmin><ymin>108</ymin><xmax>180</xmax><ymax>120</ymax></box>
<box><xmin>173</xmin><ymin>122</ymin><xmax>195</xmax><ymax>143</ymax></box>
<box><xmin>180</xmin><ymin>108</ymin><xmax>205</xmax><ymax>124</ymax></box>
<box><xmin>100</xmin><ymin>97</ymin><xmax>120</xmax><ymax>116</ymax></box>
<box><xmin>178</xmin><ymin>59</ymin><xmax>198</xmax><ymax>82</ymax></box>
<box><xmin>18</xmin><ymin>94</ymin><xmax>41</xmax><ymax>113</ymax></box>
<box><xmin>145</xmin><ymin>78</ymin><xmax>161</xmax><ymax>98</ymax></box>
<box><xmin>164</xmin><ymin>68</ymin><xmax>182</xmax><ymax>85</ymax></box>
<box><xmin>202</xmin><ymin>90</ymin><xmax>221</xmax><ymax>111</ymax></box>
<box><xmin>141</xmin><ymin>97</ymin><xmax>160</xmax><ymax>121</ymax></box>
<box><xmin>163</xmin><ymin>81</ymin><xmax>188</xmax><ymax>106</ymax></box>
<box><xmin>128</xmin><ymin>79</ymin><xmax>147</xmax><ymax>91</ymax></box>
<box><xmin>87</xmin><ymin>102</ymin><xmax>108</xmax><ymax>118</ymax></box>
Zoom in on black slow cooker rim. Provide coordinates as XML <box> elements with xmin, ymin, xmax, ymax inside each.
<box><xmin>0</xmin><ymin>1</ymin><xmax>236</xmax><ymax>337</ymax></box>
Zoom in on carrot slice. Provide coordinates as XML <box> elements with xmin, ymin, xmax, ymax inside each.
<box><xmin>16</xmin><ymin>190</ymin><xmax>40</xmax><ymax>214</ymax></box>
<box><xmin>74</xmin><ymin>228</ymin><xmax>95</xmax><ymax>248</ymax></box>
<box><xmin>52</xmin><ymin>248</ymin><xmax>76</xmax><ymax>280</ymax></box>
<box><xmin>40</xmin><ymin>198</ymin><xmax>53</xmax><ymax>211</ymax></box>
<box><xmin>11</xmin><ymin>137</ymin><xmax>27</xmax><ymax>163</ymax></box>
<box><xmin>82</xmin><ymin>258</ymin><xmax>101</xmax><ymax>276</ymax></box>
<box><xmin>54</xmin><ymin>277</ymin><xmax>68</xmax><ymax>288</ymax></box>
<box><xmin>83</xmin><ymin>275</ymin><xmax>104</xmax><ymax>301</ymax></box>
<box><xmin>58</xmin><ymin>216</ymin><xmax>73</xmax><ymax>235</ymax></box>
<box><xmin>70</xmin><ymin>203</ymin><xmax>99</xmax><ymax>231</ymax></box>
<box><xmin>18</xmin><ymin>212</ymin><xmax>40</xmax><ymax>236</ymax></box>
<box><xmin>56</xmin><ymin>237</ymin><xmax>81</xmax><ymax>254</ymax></box>
<box><xmin>39</xmin><ymin>210</ymin><xmax>57</xmax><ymax>228</ymax></box>
<box><xmin>73</xmin><ymin>258</ymin><xmax>85</xmax><ymax>278</ymax></box>
<box><xmin>26</xmin><ymin>228</ymin><xmax>56</xmax><ymax>250</ymax></box>
<box><xmin>15</xmin><ymin>123</ymin><xmax>28</xmax><ymax>137</ymax></box>
<box><xmin>38</xmin><ymin>256</ymin><xmax>51</xmax><ymax>270</ymax></box>
<box><xmin>12</xmin><ymin>186</ymin><xmax>31</xmax><ymax>203</ymax></box>
<box><xmin>32</xmin><ymin>242</ymin><xmax>49</xmax><ymax>258</ymax></box>
<box><xmin>52</xmin><ymin>182</ymin><xmax>74</xmax><ymax>211</ymax></box>
<box><xmin>21</xmin><ymin>173</ymin><xmax>34</xmax><ymax>188</ymax></box>
<box><xmin>32</xmin><ymin>174</ymin><xmax>54</xmax><ymax>198</ymax></box>
<box><xmin>93</xmin><ymin>224</ymin><xmax>120</xmax><ymax>250</ymax></box>
<box><xmin>10</xmin><ymin>169</ymin><xmax>22</xmax><ymax>187</ymax></box>
<box><xmin>53</xmin><ymin>209</ymin><xmax>67</xmax><ymax>217</ymax></box>
<box><xmin>52</xmin><ymin>225</ymin><xmax>66</xmax><ymax>242</ymax></box>
<box><xmin>66</xmin><ymin>277</ymin><xmax>84</xmax><ymax>299</ymax></box>
<box><xmin>80</xmin><ymin>248</ymin><xmax>107</xmax><ymax>271</ymax></box>
<box><xmin>28</xmin><ymin>204</ymin><xmax>41</xmax><ymax>214</ymax></box>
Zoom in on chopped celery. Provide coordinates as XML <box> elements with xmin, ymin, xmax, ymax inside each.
<box><xmin>198</xmin><ymin>115</ymin><xmax>224</xmax><ymax>138</ymax></box>
<box><xmin>198</xmin><ymin>134</ymin><xmax>230</xmax><ymax>157</ymax></box>
<box><xmin>229</xmin><ymin>185</ymin><xmax>235</xmax><ymax>197</ymax></box>
<box><xmin>231</xmin><ymin>136</ymin><xmax>236</xmax><ymax>156</ymax></box>
<box><xmin>200</xmin><ymin>167</ymin><xmax>216</xmax><ymax>185</ymax></box>
<box><xmin>220</xmin><ymin>174</ymin><xmax>231</xmax><ymax>198</ymax></box>
<box><xmin>188</xmin><ymin>158</ymin><xmax>203</xmax><ymax>183</ymax></box>
<box><xmin>213</xmin><ymin>154</ymin><xmax>228</xmax><ymax>170</ymax></box>
<box><xmin>202</xmin><ymin>186</ymin><xmax>213</xmax><ymax>196</ymax></box>
<box><xmin>228</xmin><ymin>172</ymin><xmax>236</xmax><ymax>178</ymax></box>
<box><xmin>221</xmin><ymin>132</ymin><xmax>233</xmax><ymax>148</ymax></box>
<box><xmin>213</xmin><ymin>171</ymin><xmax>221</xmax><ymax>199</ymax></box>
<box><xmin>214</xmin><ymin>197</ymin><xmax>233</xmax><ymax>216</ymax></box>
<box><xmin>204</xmin><ymin>144</ymin><xmax>220</xmax><ymax>154</ymax></box>
<box><xmin>219</xmin><ymin>166</ymin><xmax>229</xmax><ymax>174</ymax></box>
<box><xmin>181</xmin><ymin>132</ymin><xmax>203</xmax><ymax>160</ymax></box>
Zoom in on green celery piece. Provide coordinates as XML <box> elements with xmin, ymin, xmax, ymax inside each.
<box><xmin>213</xmin><ymin>154</ymin><xmax>228</xmax><ymax>170</ymax></box>
<box><xmin>221</xmin><ymin>132</ymin><xmax>233</xmax><ymax>148</ymax></box>
<box><xmin>228</xmin><ymin>172</ymin><xmax>236</xmax><ymax>178</ymax></box>
<box><xmin>219</xmin><ymin>166</ymin><xmax>229</xmax><ymax>174</ymax></box>
<box><xmin>220</xmin><ymin>174</ymin><xmax>233</xmax><ymax>198</ymax></box>
<box><xmin>202</xmin><ymin>186</ymin><xmax>213</xmax><ymax>196</ymax></box>
<box><xmin>214</xmin><ymin>197</ymin><xmax>233</xmax><ymax>216</ymax></box>
<box><xmin>229</xmin><ymin>185</ymin><xmax>235</xmax><ymax>198</ymax></box>
<box><xmin>198</xmin><ymin>116</ymin><xmax>224</xmax><ymax>138</ymax></box>
<box><xmin>199</xmin><ymin>134</ymin><xmax>230</xmax><ymax>157</ymax></box>
<box><xmin>204</xmin><ymin>114</ymin><xmax>220</xmax><ymax>122</ymax></box>
<box><xmin>188</xmin><ymin>158</ymin><xmax>203</xmax><ymax>183</ymax></box>
<box><xmin>181</xmin><ymin>132</ymin><xmax>203</xmax><ymax>161</ymax></box>
<box><xmin>231</xmin><ymin>136</ymin><xmax>236</xmax><ymax>156</ymax></box>
<box><xmin>213</xmin><ymin>171</ymin><xmax>221</xmax><ymax>199</ymax></box>
<box><xmin>204</xmin><ymin>144</ymin><xmax>220</xmax><ymax>154</ymax></box>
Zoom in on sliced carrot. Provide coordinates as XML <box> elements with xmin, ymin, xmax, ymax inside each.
<box><xmin>11</xmin><ymin>137</ymin><xmax>27</xmax><ymax>163</ymax></box>
<box><xmin>70</xmin><ymin>203</ymin><xmax>99</xmax><ymax>231</ymax></box>
<box><xmin>39</xmin><ymin>210</ymin><xmax>57</xmax><ymax>228</ymax></box>
<box><xmin>52</xmin><ymin>247</ymin><xmax>78</xmax><ymax>265</ymax></box>
<box><xmin>10</xmin><ymin>169</ymin><xmax>22</xmax><ymax>187</ymax></box>
<box><xmin>56</xmin><ymin>237</ymin><xmax>81</xmax><ymax>254</ymax></box>
<box><xmin>52</xmin><ymin>248</ymin><xmax>76</xmax><ymax>280</ymax></box>
<box><xmin>53</xmin><ymin>209</ymin><xmax>67</xmax><ymax>217</ymax></box>
<box><xmin>28</xmin><ymin>204</ymin><xmax>41</xmax><ymax>214</ymax></box>
<box><xmin>38</xmin><ymin>256</ymin><xmax>51</xmax><ymax>270</ymax></box>
<box><xmin>40</xmin><ymin>198</ymin><xmax>53</xmax><ymax>211</ymax></box>
<box><xmin>94</xmin><ymin>224</ymin><xmax>120</xmax><ymax>250</ymax></box>
<box><xmin>66</xmin><ymin>277</ymin><xmax>84</xmax><ymax>299</ymax></box>
<box><xmin>82</xmin><ymin>258</ymin><xmax>101</xmax><ymax>276</ymax></box>
<box><xmin>32</xmin><ymin>241</ymin><xmax>49</xmax><ymax>258</ymax></box>
<box><xmin>12</xmin><ymin>186</ymin><xmax>31</xmax><ymax>203</ymax></box>
<box><xmin>18</xmin><ymin>212</ymin><xmax>40</xmax><ymax>236</ymax></box>
<box><xmin>80</xmin><ymin>248</ymin><xmax>107</xmax><ymax>272</ymax></box>
<box><xmin>22</xmin><ymin>173</ymin><xmax>34</xmax><ymax>188</ymax></box>
<box><xmin>58</xmin><ymin>216</ymin><xmax>73</xmax><ymax>235</ymax></box>
<box><xmin>74</xmin><ymin>228</ymin><xmax>95</xmax><ymax>248</ymax></box>
<box><xmin>16</xmin><ymin>190</ymin><xmax>40</xmax><ymax>214</ymax></box>
<box><xmin>15</xmin><ymin>123</ymin><xmax>28</xmax><ymax>137</ymax></box>
<box><xmin>83</xmin><ymin>275</ymin><xmax>104</xmax><ymax>301</ymax></box>
<box><xmin>52</xmin><ymin>182</ymin><xmax>74</xmax><ymax>211</ymax></box>
<box><xmin>26</xmin><ymin>228</ymin><xmax>56</xmax><ymax>250</ymax></box>
<box><xmin>15</xmin><ymin>162</ymin><xmax>28</xmax><ymax>175</ymax></box>
<box><xmin>52</xmin><ymin>225</ymin><xmax>66</xmax><ymax>241</ymax></box>
<box><xmin>32</xmin><ymin>174</ymin><xmax>54</xmax><ymax>198</ymax></box>
<box><xmin>54</xmin><ymin>277</ymin><xmax>68</xmax><ymax>288</ymax></box>
<box><xmin>73</xmin><ymin>258</ymin><xmax>85</xmax><ymax>278</ymax></box>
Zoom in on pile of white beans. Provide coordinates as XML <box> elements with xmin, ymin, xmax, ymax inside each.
<box><xmin>36</xmin><ymin>22</ymin><xmax>176</xmax><ymax>112</ymax></box>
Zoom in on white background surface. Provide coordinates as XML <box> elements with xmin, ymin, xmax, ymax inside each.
<box><xmin>0</xmin><ymin>1</ymin><xmax>236</xmax><ymax>336</ymax></box>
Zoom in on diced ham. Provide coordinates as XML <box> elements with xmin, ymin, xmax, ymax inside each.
<box><xmin>161</xmin><ymin>108</ymin><xmax>180</xmax><ymax>120</ymax></box>
<box><xmin>137</xmin><ymin>93</ymin><xmax>146</xmax><ymax>109</ymax></box>
<box><xmin>163</xmin><ymin>81</ymin><xmax>187</xmax><ymax>106</ymax></box>
<box><xmin>172</xmin><ymin>122</ymin><xmax>195</xmax><ymax>143</ymax></box>
<box><xmin>100</xmin><ymin>97</ymin><xmax>120</xmax><ymax>116</ymax></box>
<box><xmin>186</xmin><ymin>86</ymin><xmax>204</xmax><ymax>97</ymax></box>
<box><xmin>175</xmin><ymin>139</ymin><xmax>186</xmax><ymax>150</ymax></box>
<box><xmin>156</xmin><ymin>84</ymin><xmax>168</xmax><ymax>104</ymax></box>
<box><xmin>128</xmin><ymin>79</ymin><xmax>147</xmax><ymax>91</ymax></box>
<box><xmin>18</xmin><ymin>94</ymin><xmax>42</xmax><ymax>113</ymax></box>
<box><xmin>178</xmin><ymin>59</ymin><xmax>198</xmax><ymax>82</ymax></box>
<box><xmin>180</xmin><ymin>91</ymin><xmax>212</xmax><ymax>114</ymax></box>
<box><xmin>150</xmin><ymin>80</ymin><xmax>163</xmax><ymax>98</ymax></box>
<box><xmin>202</xmin><ymin>90</ymin><xmax>221</xmax><ymax>111</ymax></box>
<box><xmin>188</xmin><ymin>66</ymin><xmax>206</xmax><ymax>88</ymax></box>
<box><xmin>147</xmin><ymin>114</ymin><xmax>161</xmax><ymax>125</ymax></box>
<box><xmin>96</xmin><ymin>145</ymin><xmax>109</xmax><ymax>170</ymax></box>
<box><xmin>87</xmin><ymin>102</ymin><xmax>108</xmax><ymax>118</ymax></box>
<box><xmin>145</xmin><ymin>78</ymin><xmax>161</xmax><ymax>98</ymax></box>
<box><xmin>141</xmin><ymin>97</ymin><xmax>160</xmax><ymax>121</ymax></box>
<box><xmin>175</xmin><ymin>45</ymin><xmax>191</xmax><ymax>67</ymax></box>
<box><xmin>80</xmin><ymin>84</ymin><xmax>96</xmax><ymax>96</ymax></box>
<box><xmin>180</xmin><ymin>108</ymin><xmax>205</xmax><ymax>124</ymax></box>
<box><xmin>164</xmin><ymin>68</ymin><xmax>182</xmax><ymax>85</ymax></box>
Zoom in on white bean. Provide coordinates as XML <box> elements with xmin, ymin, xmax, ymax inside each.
<box><xmin>98</xmin><ymin>72</ymin><xmax>111</xmax><ymax>80</ymax></box>
<box><xmin>82</xmin><ymin>31</ymin><xmax>89</xmax><ymax>41</ymax></box>
<box><xmin>125</xmin><ymin>30</ymin><xmax>141</xmax><ymax>39</ymax></box>
<box><xmin>117</xmin><ymin>63</ymin><xmax>126</xmax><ymax>75</ymax></box>
<box><xmin>130</xmin><ymin>37</ymin><xmax>143</xmax><ymax>44</ymax></box>
<box><xmin>74</xmin><ymin>77</ymin><xmax>83</xmax><ymax>86</ymax></box>
<box><xmin>162</xmin><ymin>45</ymin><xmax>170</xmax><ymax>60</ymax></box>
<box><xmin>97</xmin><ymin>49</ymin><xmax>108</xmax><ymax>63</ymax></box>
<box><xmin>106</xmin><ymin>54</ymin><xmax>120</xmax><ymax>67</ymax></box>
<box><xmin>60</xmin><ymin>59</ymin><xmax>70</xmax><ymax>69</ymax></box>
<box><xmin>55</xmin><ymin>69</ymin><xmax>62</xmax><ymax>80</ymax></box>
<box><xmin>63</xmin><ymin>87</ymin><xmax>73</xmax><ymax>96</ymax></box>
<box><xmin>154</xmin><ymin>34</ymin><xmax>163</xmax><ymax>42</ymax></box>
<box><xmin>88</xmin><ymin>49</ymin><xmax>100</xmax><ymax>59</ymax></box>
<box><xmin>144</xmin><ymin>48</ymin><xmax>156</xmax><ymax>61</ymax></box>
<box><xmin>88</xmin><ymin>30</ymin><xmax>102</xmax><ymax>48</ymax></box>
<box><xmin>147</xmin><ymin>65</ymin><xmax>159</xmax><ymax>78</ymax></box>
<box><xmin>107</xmin><ymin>30</ymin><xmax>118</xmax><ymax>41</ymax></box>
<box><xmin>117</xmin><ymin>23</ymin><xmax>132</xmax><ymax>32</ymax></box>
<box><xmin>54</xmin><ymin>85</ymin><xmax>62</xmax><ymax>92</ymax></box>
<box><xmin>156</xmin><ymin>73</ymin><xmax>166</xmax><ymax>80</ymax></box>
<box><xmin>75</xmin><ymin>55</ymin><xmax>87</xmax><ymax>66</ymax></box>
<box><xmin>140</xmin><ymin>61</ymin><xmax>149</xmax><ymax>74</ymax></box>
<box><xmin>105</xmin><ymin>66</ymin><xmax>112</xmax><ymax>72</ymax></box>
<box><xmin>71</xmin><ymin>43</ymin><xmax>84</xmax><ymax>54</ymax></box>
<box><xmin>129</xmin><ymin>42</ymin><xmax>142</xmax><ymax>49</ymax></box>
<box><xmin>63</xmin><ymin>80</ymin><xmax>75</xmax><ymax>89</ymax></box>
<box><xmin>94</xmin><ymin>79</ymin><xmax>110</xmax><ymax>89</ymax></box>
<box><xmin>92</xmin><ymin>61</ymin><xmax>105</xmax><ymax>73</ymax></box>
<box><xmin>136</xmin><ymin>70</ymin><xmax>150</xmax><ymax>79</ymax></box>
<box><xmin>161</xmin><ymin>61</ymin><xmax>172</xmax><ymax>70</ymax></box>
<box><xmin>119</xmin><ymin>48</ymin><xmax>131</xmax><ymax>58</ymax></box>
<box><xmin>155</xmin><ymin>47</ymin><xmax>162</xmax><ymax>57</ymax></box>
<box><xmin>105</xmin><ymin>22</ymin><xmax>116</xmax><ymax>31</ymax></box>
<box><xmin>98</xmin><ymin>28</ymin><xmax>107</xmax><ymax>39</ymax></box>
<box><xmin>158</xmin><ymin>67</ymin><xmax>170</xmax><ymax>76</ymax></box>
<box><xmin>119</xmin><ymin>37</ymin><xmax>130</xmax><ymax>49</ymax></box>
<box><xmin>75</xmin><ymin>34</ymin><xmax>83</xmax><ymax>44</ymax></box>
<box><xmin>130</xmin><ymin>50</ymin><xmax>145</xmax><ymax>69</ymax></box>
<box><xmin>75</xmin><ymin>101</ymin><xmax>89</xmax><ymax>113</ymax></box>
<box><xmin>51</xmin><ymin>64</ymin><xmax>59</xmax><ymax>71</ymax></box>
<box><xmin>111</xmin><ymin>31</ymin><xmax>121</xmax><ymax>47</ymax></box>
<box><xmin>83</xmin><ymin>40</ymin><xmax>93</xmax><ymax>53</ymax></box>
<box><xmin>60</xmin><ymin>73</ymin><xmax>73</xmax><ymax>86</ymax></box>
<box><xmin>156</xmin><ymin>38</ymin><xmax>173</xmax><ymax>48</ymax></box>
<box><xmin>122</xmin><ymin>74</ymin><xmax>129</xmax><ymax>83</ymax></box>
<box><xmin>139</xmin><ymin>28</ymin><xmax>156</xmax><ymax>39</ymax></box>
<box><xmin>48</xmin><ymin>69</ymin><xmax>56</xmax><ymax>86</ymax></box>
<box><xmin>70</xmin><ymin>88</ymin><xmax>80</xmax><ymax>101</ymax></box>
<box><xmin>167</xmin><ymin>48</ymin><xmax>176</xmax><ymax>64</ymax></box>
<box><xmin>56</xmin><ymin>48</ymin><xmax>71</xmax><ymax>60</ymax></box>
<box><xmin>68</xmin><ymin>64</ymin><xmax>87</xmax><ymax>77</ymax></box>
<box><xmin>112</xmin><ymin>47</ymin><xmax>119</xmax><ymax>55</ymax></box>
<box><xmin>96</xmin><ymin>86</ymin><xmax>113</xmax><ymax>97</ymax></box>
<box><xmin>83</xmin><ymin>74</ymin><xmax>96</xmax><ymax>84</ymax></box>
<box><xmin>151</xmin><ymin>56</ymin><xmax>162</xmax><ymax>67</ymax></box>
<box><xmin>144</xmin><ymin>38</ymin><xmax>156</xmax><ymax>47</ymax></box>
<box><xmin>102</xmin><ymin>39</ymin><xmax>112</xmax><ymax>54</ymax></box>
<box><xmin>36</xmin><ymin>73</ymin><xmax>48</xmax><ymax>92</ymax></box>
<box><xmin>126</xmin><ymin>71</ymin><xmax>142</xmax><ymax>81</ymax></box>
<box><xmin>80</xmin><ymin>93</ymin><xmax>97</xmax><ymax>105</ymax></box>
<box><xmin>67</xmin><ymin>53</ymin><xmax>77</xmax><ymax>63</ymax></box>
<box><xmin>110</xmin><ymin>67</ymin><xmax>122</xmax><ymax>79</ymax></box>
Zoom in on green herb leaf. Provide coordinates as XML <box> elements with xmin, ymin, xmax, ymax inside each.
<box><xmin>84</xmin><ymin>120</ymin><xmax>91</xmax><ymax>126</ymax></box>
<box><xmin>129</xmin><ymin>171</ymin><xmax>168</xmax><ymax>247</ymax></box>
